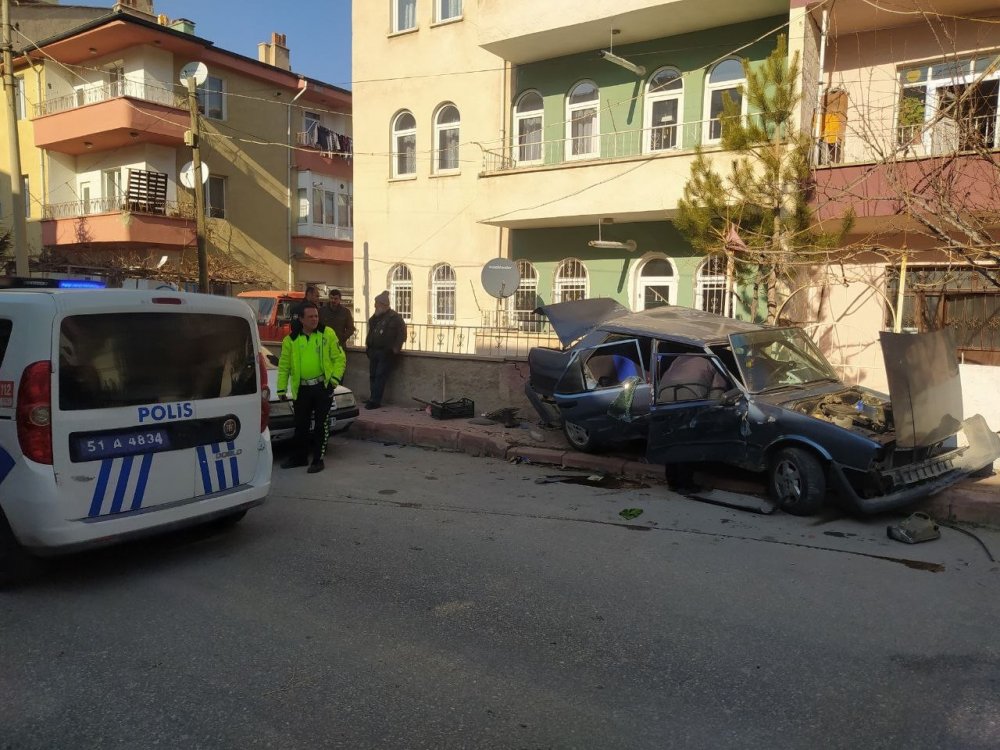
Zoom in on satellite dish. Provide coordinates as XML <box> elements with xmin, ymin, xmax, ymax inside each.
<box><xmin>481</xmin><ymin>258</ymin><xmax>520</xmax><ymax>299</ymax></box>
<box><xmin>179</xmin><ymin>61</ymin><xmax>208</xmax><ymax>87</ymax></box>
<box><xmin>179</xmin><ymin>160</ymin><xmax>209</xmax><ymax>188</ymax></box>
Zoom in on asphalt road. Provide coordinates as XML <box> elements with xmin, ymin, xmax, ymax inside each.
<box><xmin>2</xmin><ymin>437</ymin><xmax>1000</xmax><ymax>749</ymax></box>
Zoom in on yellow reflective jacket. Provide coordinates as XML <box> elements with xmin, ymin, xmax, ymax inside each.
<box><xmin>276</xmin><ymin>325</ymin><xmax>346</xmax><ymax>399</ymax></box>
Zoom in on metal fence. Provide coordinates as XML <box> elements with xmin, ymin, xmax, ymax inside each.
<box><xmin>348</xmin><ymin>319</ymin><xmax>559</xmax><ymax>358</ymax></box>
<box><xmin>42</xmin><ymin>198</ymin><xmax>192</xmax><ymax>220</ymax></box>
<box><xmin>34</xmin><ymin>79</ymin><xmax>184</xmax><ymax>118</ymax></box>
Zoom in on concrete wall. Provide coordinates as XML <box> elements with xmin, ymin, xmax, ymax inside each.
<box><xmin>341</xmin><ymin>349</ymin><xmax>533</xmax><ymax>416</ymax></box>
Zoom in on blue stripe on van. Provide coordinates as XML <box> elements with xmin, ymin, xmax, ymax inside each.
<box><xmin>130</xmin><ymin>453</ymin><xmax>154</xmax><ymax>511</ymax></box>
<box><xmin>196</xmin><ymin>446</ymin><xmax>213</xmax><ymax>494</ymax></box>
<box><xmin>88</xmin><ymin>459</ymin><xmax>113</xmax><ymax>517</ymax></box>
<box><xmin>211</xmin><ymin>443</ymin><xmax>227</xmax><ymax>491</ymax></box>
<box><xmin>0</xmin><ymin>446</ymin><xmax>15</xmax><ymax>485</ymax></box>
<box><xmin>109</xmin><ymin>455</ymin><xmax>135</xmax><ymax>514</ymax></box>
<box><xmin>227</xmin><ymin>441</ymin><xmax>240</xmax><ymax>486</ymax></box>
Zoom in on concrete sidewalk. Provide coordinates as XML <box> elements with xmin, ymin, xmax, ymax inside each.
<box><xmin>343</xmin><ymin>405</ymin><xmax>1000</xmax><ymax>528</ymax></box>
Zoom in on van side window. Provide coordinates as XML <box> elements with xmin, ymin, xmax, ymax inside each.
<box><xmin>0</xmin><ymin>319</ymin><xmax>12</xmax><ymax>366</ymax></box>
<box><xmin>59</xmin><ymin>314</ymin><xmax>256</xmax><ymax>411</ymax></box>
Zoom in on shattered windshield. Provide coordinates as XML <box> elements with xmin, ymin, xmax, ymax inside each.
<box><xmin>730</xmin><ymin>328</ymin><xmax>839</xmax><ymax>393</ymax></box>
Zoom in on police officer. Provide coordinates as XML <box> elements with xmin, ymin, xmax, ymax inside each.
<box><xmin>277</xmin><ymin>301</ymin><xmax>346</xmax><ymax>473</ymax></box>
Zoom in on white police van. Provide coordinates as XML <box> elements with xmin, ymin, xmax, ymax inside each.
<box><xmin>0</xmin><ymin>286</ymin><xmax>273</xmax><ymax>584</ymax></box>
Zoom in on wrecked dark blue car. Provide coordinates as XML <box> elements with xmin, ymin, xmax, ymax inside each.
<box><xmin>525</xmin><ymin>300</ymin><xmax>1000</xmax><ymax>516</ymax></box>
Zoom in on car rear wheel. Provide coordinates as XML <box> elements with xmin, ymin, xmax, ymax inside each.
<box><xmin>769</xmin><ymin>447</ymin><xmax>827</xmax><ymax>516</ymax></box>
<box><xmin>563</xmin><ymin>420</ymin><xmax>598</xmax><ymax>453</ymax></box>
<box><xmin>0</xmin><ymin>509</ymin><xmax>42</xmax><ymax>588</ymax></box>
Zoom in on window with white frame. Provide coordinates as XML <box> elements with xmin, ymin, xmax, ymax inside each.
<box><xmin>636</xmin><ymin>256</ymin><xmax>677</xmax><ymax>310</ymax></box>
<box><xmin>554</xmin><ymin>258</ymin><xmax>588</xmax><ymax>302</ymax></box>
<box><xmin>566</xmin><ymin>81</ymin><xmax>599</xmax><ymax>159</ymax></box>
<box><xmin>433</xmin><ymin>103</ymin><xmax>460</xmax><ymax>172</ymax></box>
<box><xmin>645</xmin><ymin>68</ymin><xmax>682</xmax><ymax>152</ymax></box>
<box><xmin>705</xmin><ymin>59</ymin><xmax>745</xmax><ymax>142</ymax></box>
<box><xmin>297</xmin><ymin>188</ymin><xmax>308</xmax><ymax>223</ymax></box>
<box><xmin>390</xmin><ymin>264</ymin><xmax>413</xmax><ymax>322</ymax></box>
<box><xmin>431</xmin><ymin>264</ymin><xmax>456</xmax><ymax>323</ymax></box>
<box><xmin>514</xmin><ymin>91</ymin><xmax>543</xmax><ymax>164</ymax></box>
<box><xmin>896</xmin><ymin>54</ymin><xmax>1000</xmax><ymax>153</ymax></box>
<box><xmin>207</xmin><ymin>175</ymin><xmax>226</xmax><ymax>219</ymax></box>
<box><xmin>695</xmin><ymin>253</ymin><xmax>731</xmax><ymax>316</ymax></box>
<box><xmin>304</xmin><ymin>182</ymin><xmax>353</xmax><ymax>231</ymax></box>
<box><xmin>436</xmin><ymin>0</ymin><xmax>462</xmax><ymax>22</ymax></box>
<box><xmin>14</xmin><ymin>76</ymin><xmax>25</xmax><ymax>120</ymax></box>
<box><xmin>303</xmin><ymin>111</ymin><xmax>320</xmax><ymax>145</ymax></box>
<box><xmin>393</xmin><ymin>0</ymin><xmax>416</xmax><ymax>32</ymax></box>
<box><xmin>513</xmin><ymin>260</ymin><xmax>538</xmax><ymax>322</ymax></box>
<box><xmin>392</xmin><ymin>110</ymin><xmax>417</xmax><ymax>177</ymax></box>
<box><xmin>102</xmin><ymin>168</ymin><xmax>122</xmax><ymax>204</ymax></box>
<box><xmin>197</xmin><ymin>76</ymin><xmax>225</xmax><ymax>120</ymax></box>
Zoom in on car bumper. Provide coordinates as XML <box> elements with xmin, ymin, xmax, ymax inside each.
<box><xmin>268</xmin><ymin>404</ymin><xmax>360</xmax><ymax>441</ymax></box>
<box><xmin>830</xmin><ymin>414</ymin><xmax>1000</xmax><ymax>515</ymax></box>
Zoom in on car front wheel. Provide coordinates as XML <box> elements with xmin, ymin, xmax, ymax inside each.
<box><xmin>769</xmin><ymin>447</ymin><xmax>826</xmax><ymax>516</ymax></box>
<box><xmin>563</xmin><ymin>420</ymin><xmax>599</xmax><ymax>453</ymax></box>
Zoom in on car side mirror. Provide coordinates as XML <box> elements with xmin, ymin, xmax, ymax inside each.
<box><xmin>719</xmin><ymin>387</ymin><xmax>744</xmax><ymax>406</ymax></box>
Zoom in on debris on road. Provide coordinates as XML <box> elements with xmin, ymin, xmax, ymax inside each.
<box><xmin>619</xmin><ymin>508</ymin><xmax>644</xmax><ymax>520</ymax></box>
<box><xmin>887</xmin><ymin>512</ymin><xmax>941</xmax><ymax>544</ymax></box>
<box><xmin>685</xmin><ymin>488</ymin><xmax>777</xmax><ymax>515</ymax></box>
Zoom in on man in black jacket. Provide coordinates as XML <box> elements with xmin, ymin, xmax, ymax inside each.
<box><xmin>364</xmin><ymin>291</ymin><xmax>406</xmax><ymax>409</ymax></box>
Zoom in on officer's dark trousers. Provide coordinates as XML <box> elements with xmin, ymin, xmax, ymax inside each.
<box><xmin>292</xmin><ymin>383</ymin><xmax>332</xmax><ymax>463</ymax></box>
<box><xmin>368</xmin><ymin>349</ymin><xmax>396</xmax><ymax>406</ymax></box>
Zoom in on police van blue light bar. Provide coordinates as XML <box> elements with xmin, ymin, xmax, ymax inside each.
<box><xmin>57</xmin><ymin>279</ymin><xmax>106</xmax><ymax>289</ymax></box>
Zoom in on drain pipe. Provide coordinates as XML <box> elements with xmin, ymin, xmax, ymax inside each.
<box><xmin>287</xmin><ymin>79</ymin><xmax>308</xmax><ymax>289</ymax></box>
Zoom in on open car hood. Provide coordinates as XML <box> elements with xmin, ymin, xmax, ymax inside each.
<box><xmin>535</xmin><ymin>299</ymin><xmax>630</xmax><ymax>347</ymax></box>
<box><xmin>880</xmin><ymin>329</ymin><xmax>964</xmax><ymax>449</ymax></box>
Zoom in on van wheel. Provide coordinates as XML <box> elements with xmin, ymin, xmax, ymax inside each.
<box><xmin>563</xmin><ymin>420</ymin><xmax>598</xmax><ymax>453</ymax></box>
<box><xmin>0</xmin><ymin>510</ymin><xmax>42</xmax><ymax>588</ymax></box>
<box><xmin>769</xmin><ymin>447</ymin><xmax>826</xmax><ymax>516</ymax></box>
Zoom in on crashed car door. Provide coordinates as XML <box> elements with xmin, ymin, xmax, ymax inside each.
<box><xmin>553</xmin><ymin>339</ymin><xmax>650</xmax><ymax>443</ymax></box>
<box><xmin>646</xmin><ymin>351</ymin><xmax>747</xmax><ymax>465</ymax></box>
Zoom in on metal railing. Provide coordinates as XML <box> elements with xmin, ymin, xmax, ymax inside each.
<box><xmin>42</xmin><ymin>198</ymin><xmax>193</xmax><ymax>220</ymax></box>
<box><xmin>295</xmin><ymin>222</ymin><xmax>354</xmax><ymax>241</ymax></box>
<box><xmin>815</xmin><ymin>113</ymin><xmax>1000</xmax><ymax>166</ymax></box>
<box><xmin>295</xmin><ymin>130</ymin><xmax>353</xmax><ymax>157</ymax></box>
<box><xmin>481</xmin><ymin>116</ymin><xmax>764</xmax><ymax>173</ymax></box>
<box><xmin>34</xmin><ymin>79</ymin><xmax>184</xmax><ymax>118</ymax></box>
<box><xmin>348</xmin><ymin>319</ymin><xmax>559</xmax><ymax>358</ymax></box>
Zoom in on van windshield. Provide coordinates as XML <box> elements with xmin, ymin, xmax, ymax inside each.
<box><xmin>240</xmin><ymin>297</ymin><xmax>277</xmax><ymax>325</ymax></box>
<box><xmin>59</xmin><ymin>313</ymin><xmax>257</xmax><ymax>410</ymax></box>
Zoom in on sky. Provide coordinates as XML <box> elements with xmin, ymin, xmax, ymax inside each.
<box><xmin>94</xmin><ymin>0</ymin><xmax>353</xmax><ymax>89</ymax></box>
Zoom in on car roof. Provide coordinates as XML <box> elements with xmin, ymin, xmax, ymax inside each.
<box><xmin>237</xmin><ymin>290</ymin><xmax>305</xmax><ymax>299</ymax></box>
<box><xmin>600</xmin><ymin>305</ymin><xmax>765</xmax><ymax>344</ymax></box>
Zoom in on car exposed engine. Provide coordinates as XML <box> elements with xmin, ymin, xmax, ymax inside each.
<box><xmin>788</xmin><ymin>389</ymin><xmax>892</xmax><ymax>433</ymax></box>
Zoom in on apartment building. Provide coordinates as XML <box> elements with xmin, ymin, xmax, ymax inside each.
<box><xmin>1</xmin><ymin>5</ymin><xmax>353</xmax><ymax>293</ymax></box>
<box><xmin>800</xmin><ymin>0</ymin><xmax>1000</xmax><ymax>395</ymax></box>
<box><xmin>352</xmin><ymin>0</ymin><xmax>799</xmax><ymax>328</ymax></box>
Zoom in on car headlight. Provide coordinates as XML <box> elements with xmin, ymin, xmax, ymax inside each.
<box><xmin>336</xmin><ymin>393</ymin><xmax>356</xmax><ymax>409</ymax></box>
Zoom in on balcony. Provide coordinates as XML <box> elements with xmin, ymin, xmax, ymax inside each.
<box><xmin>294</xmin><ymin>130</ymin><xmax>353</xmax><ymax>176</ymax></box>
<box><xmin>32</xmin><ymin>80</ymin><xmax>187</xmax><ymax>155</ymax></box>
<box><xmin>477</xmin><ymin>0</ymin><xmax>787</xmax><ymax>63</ymax></box>
<box><xmin>477</xmin><ymin>118</ymin><xmax>743</xmax><ymax>228</ymax></box>
<box><xmin>41</xmin><ymin>199</ymin><xmax>195</xmax><ymax>250</ymax></box>
<box><xmin>293</xmin><ymin>222</ymin><xmax>353</xmax><ymax>264</ymax></box>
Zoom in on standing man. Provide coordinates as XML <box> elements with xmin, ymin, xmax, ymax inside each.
<box><xmin>277</xmin><ymin>301</ymin><xmax>346</xmax><ymax>473</ymax></box>
<box><xmin>321</xmin><ymin>288</ymin><xmax>356</xmax><ymax>348</ymax></box>
<box><xmin>364</xmin><ymin>291</ymin><xmax>406</xmax><ymax>410</ymax></box>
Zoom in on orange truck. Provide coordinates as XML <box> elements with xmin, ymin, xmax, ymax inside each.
<box><xmin>237</xmin><ymin>290</ymin><xmax>305</xmax><ymax>345</ymax></box>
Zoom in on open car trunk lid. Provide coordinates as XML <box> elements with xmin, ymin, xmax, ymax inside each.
<box><xmin>534</xmin><ymin>299</ymin><xmax>630</xmax><ymax>347</ymax></box>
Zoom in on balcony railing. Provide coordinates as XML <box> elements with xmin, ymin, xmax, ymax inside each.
<box><xmin>481</xmin><ymin>116</ymin><xmax>758</xmax><ymax>174</ymax></box>
<box><xmin>295</xmin><ymin>222</ymin><xmax>354</xmax><ymax>241</ymax></box>
<box><xmin>815</xmin><ymin>112</ymin><xmax>1000</xmax><ymax>166</ymax></box>
<box><xmin>295</xmin><ymin>129</ymin><xmax>353</xmax><ymax>158</ymax></box>
<box><xmin>33</xmin><ymin>80</ymin><xmax>184</xmax><ymax>118</ymax></box>
<box><xmin>350</xmin><ymin>317</ymin><xmax>557</xmax><ymax>357</ymax></box>
<box><xmin>42</xmin><ymin>198</ymin><xmax>193</xmax><ymax>220</ymax></box>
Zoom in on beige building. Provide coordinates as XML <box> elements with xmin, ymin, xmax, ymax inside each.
<box><xmin>1</xmin><ymin>3</ymin><xmax>353</xmax><ymax>293</ymax></box>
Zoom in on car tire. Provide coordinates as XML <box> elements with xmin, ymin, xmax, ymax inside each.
<box><xmin>0</xmin><ymin>509</ymin><xmax>42</xmax><ymax>589</ymax></box>
<box><xmin>563</xmin><ymin>420</ymin><xmax>598</xmax><ymax>453</ymax></box>
<box><xmin>769</xmin><ymin>447</ymin><xmax>827</xmax><ymax>516</ymax></box>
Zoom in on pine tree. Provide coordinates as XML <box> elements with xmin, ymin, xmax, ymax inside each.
<box><xmin>676</xmin><ymin>35</ymin><xmax>852</xmax><ymax>323</ymax></box>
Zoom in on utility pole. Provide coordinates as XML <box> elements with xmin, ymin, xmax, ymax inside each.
<box><xmin>185</xmin><ymin>75</ymin><xmax>208</xmax><ymax>293</ymax></box>
<box><xmin>2</xmin><ymin>0</ymin><xmax>28</xmax><ymax>276</ymax></box>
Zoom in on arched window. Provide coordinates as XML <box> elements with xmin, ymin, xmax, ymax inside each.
<box><xmin>705</xmin><ymin>58</ymin><xmax>746</xmax><ymax>142</ymax></box>
<box><xmin>644</xmin><ymin>67</ymin><xmax>683</xmax><ymax>152</ymax></box>
<box><xmin>513</xmin><ymin>91</ymin><xmax>543</xmax><ymax>165</ymax></box>
<box><xmin>566</xmin><ymin>81</ymin><xmax>599</xmax><ymax>160</ymax></box>
<box><xmin>431</xmin><ymin>263</ymin><xmax>457</xmax><ymax>323</ymax></box>
<box><xmin>512</xmin><ymin>259</ymin><xmax>539</xmax><ymax>326</ymax></box>
<box><xmin>389</xmin><ymin>264</ymin><xmax>413</xmax><ymax>321</ymax></box>
<box><xmin>433</xmin><ymin>104</ymin><xmax>461</xmax><ymax>173</ymax></box>
<box><xmin>554</xmin><ymin>258</ymin><xmax>588</xmax><ymax>302</ymax></box>
<box><xmin>636</xmin><ymin>256</ymin><xmax>677</xmax><ymax>310</ymax></box>
<box><xmin>695</xmin><ymin>254</ymin><xmax>731</xmax><ymax>316</ymax></box>
<box><xmin>391</xmin><ymin>111</ymin><xmax>416</xmax><ymax>177</ymax></box>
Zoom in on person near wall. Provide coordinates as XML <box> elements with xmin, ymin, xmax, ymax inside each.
<box><xmin>364</xmin><ymin>290</ymin><xmax>406</xmax><ymax>410</ymax></box>
<box><xmin>277</xmin><ymin>301</ymin><xmax>346</xmax><ymax>473</ymax></box>
<box><xmin>321</xmin><ymin>288</ymin><xmax>356</xmax><ymax>348</ymax></box>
